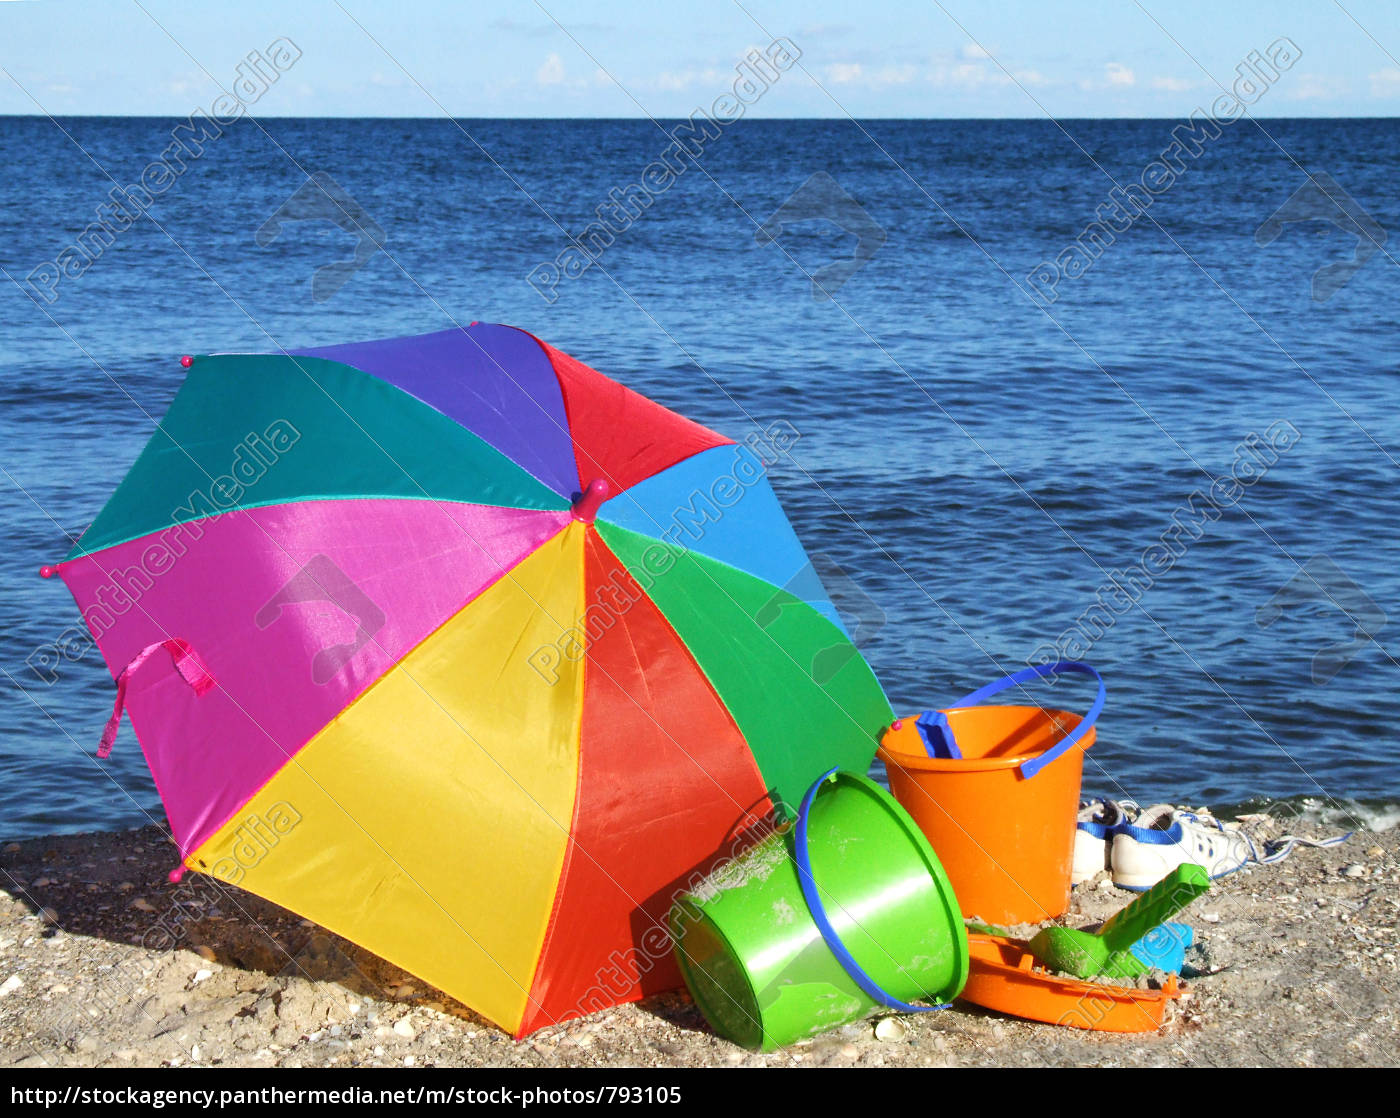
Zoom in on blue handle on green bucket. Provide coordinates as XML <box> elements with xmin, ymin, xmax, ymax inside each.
<box><xmin>916</xmin><ymin>660</ymin><xmax>1105</xmax><ymax>779</ymax></box>
<box><xmin>793</xmin><ymin>768</ymin><xmax>951</xmax><ymax>1015</ymax></box>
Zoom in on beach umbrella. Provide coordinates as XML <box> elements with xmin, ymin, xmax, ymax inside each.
<box><xmin>43</xmin><ymin>324</ymin><xmax>893</xmax><ymax>1036</ymax></box>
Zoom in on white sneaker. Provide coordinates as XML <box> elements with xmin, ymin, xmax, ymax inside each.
<box><xmin>1071</xmin><ymin>800</ymin><xmax>1136</xmax><ymax>885</ymax></box>
<box><xmin>1110</xmin><ymin>805</ymin><xmax>1257</xmax><ymax>890</ymax></box>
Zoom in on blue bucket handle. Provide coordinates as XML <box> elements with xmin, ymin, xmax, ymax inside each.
<box><xmin>915</xmin><ymin>660</ymin><xmax>1105</xmax><ymax>780</ymax></box>
<box><xmin>792</xmin><ymin>768</ymin><xmax>951</xmax><ymax>1015</ymax></box>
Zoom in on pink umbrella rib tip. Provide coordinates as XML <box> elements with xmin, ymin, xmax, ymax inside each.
<box><xmin>890</xmin><ymin>719</ymin><xmax>903</xmax><ymax>731</ymax></box>
<box><xmin>39</xmin><ymin>564</ymin><xmax>58</xmax><ymax>579</ymax></box>
<box><xmin>571</xmin><ymin>478</ymin><xmax>610</xmax><ymax>523</ymax></box>
<box><xmin>179</xmin><ymin>355</ymin><xmax>194</xmax><ymax>368</ymax></box>
<box><xmin>168</xmin><ymin>865</ymin><xmax>186</xmax><ymax>884</ymax></box>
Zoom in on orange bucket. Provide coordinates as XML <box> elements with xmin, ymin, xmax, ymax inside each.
<box><xmin>876</xmin><ymin>662</ymin><xmax>1103</xmax><ymax>925</ymax></box>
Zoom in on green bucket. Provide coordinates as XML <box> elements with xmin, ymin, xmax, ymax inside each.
<box><xmin>669</xmin><ymin>769</ymin><xmax>969</xmax><ymax>1051</ymax></box>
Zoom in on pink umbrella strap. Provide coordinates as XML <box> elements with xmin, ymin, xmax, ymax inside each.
<box><xmin>98</xmin><ymin>639</ymin><xmax>216</xmax><ymax>758</ymax></box>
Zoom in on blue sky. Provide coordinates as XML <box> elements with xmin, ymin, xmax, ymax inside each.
<box><xmin>4</xmin><ymin>0</ymin><xmax>1400</xmax><ymax>117</ymax></box>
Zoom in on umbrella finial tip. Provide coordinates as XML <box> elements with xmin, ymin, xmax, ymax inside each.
<box><xmin>38</xmin><ymin>564</ymin><xmax>57</xmax><ymax>579</ymax></box>
<box><xmin>571</xmin><ymin>478</ymin><xmax>611</xmax><ymax>523</ymax></box>
<box><xmin>179</xmin><ymin>355</ymin><xmax>193</xmax><ymax>368</ymax></box>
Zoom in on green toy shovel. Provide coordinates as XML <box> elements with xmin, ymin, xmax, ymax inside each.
<box><xmin>1029</xmin><ymin>863</ymin><xmax>1210</xmax><ymax>980</ymax></box>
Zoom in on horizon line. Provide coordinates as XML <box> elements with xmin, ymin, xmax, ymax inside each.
<box><xmin>3</xmin><ymin>112</ymin><xmax>1400</xmax><ymax>122</ymax></box>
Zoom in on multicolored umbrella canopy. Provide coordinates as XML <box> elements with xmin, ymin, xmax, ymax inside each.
<box><xmin>47</xmin><ymin>324</ymin><xmax>893</xmax><ymax>1036</ymax></box>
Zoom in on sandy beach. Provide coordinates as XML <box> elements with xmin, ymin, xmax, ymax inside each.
<box><xmin>0</xmin><ymin>818</ymin><xmax>1394</xmax><ymax>1069</ymax></box>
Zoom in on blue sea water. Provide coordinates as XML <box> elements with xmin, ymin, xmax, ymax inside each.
<box><xmin>1</xmin><ymin>115</ymin><xmax>1397</xmax><ymax>840</ymax></box>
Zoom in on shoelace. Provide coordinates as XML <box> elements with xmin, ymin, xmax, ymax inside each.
<box><xmin>1175</xmin><ymin>809</ymin><xmax>1351</xmax><ymax>867</ymax></box>
<box><xmin>1257</xmin><ymin>831</ymin><xmax>1353</xmax><ymax>864</ymax></box>
<box><xmin>1079</xmin><ymin>798</ymin><xmax>1141</xmax><ymax>826</ymax></box>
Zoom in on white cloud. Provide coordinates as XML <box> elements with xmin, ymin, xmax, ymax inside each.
<box><xmin>651</xmin><ymin>67</ymin><xmax>723</xmax><ymax>92</ymax></box>
<box><xmin>1369</xmin><ymin>69</ymin><xmax>1400</xmax><ymax>97</ymax></box>
<box><xmin>929</xmin><ymin>61</ymin><xmax>1013</xmax><ymax>89</ymax></box>
<box><xmin>1283</xmin><ymin>73</ymin><xmax>1343</xmax><ymax>101</ymax></box>
<box><xmin>871</xmin><ymin>64</ymin><xmax>916</xmax><ymax>86</ymax></box>
<box><xmin>813</xmin><ymin>60</ymin><xmax>914</xmax><ymax>88</ymax></box>
<box><xmin>653</xmin><ymin>70</ymin><xmax>693</xmax><ymax>91</ymax></box>
<box><xmin>536</xmin><ymin>53</ymin><xmax>566</xmax><ymax>85</ymax></box>
<box><xmin>1105</xmin><ymin>62</ymin><xmax>1135</xmax><ymax>87</ymax></box>
<box><xmin>926</xmin><ymin>47</ymin><xmax>1047</xmax><ymax>91</ymax></box>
